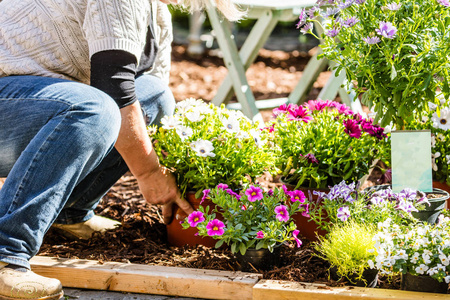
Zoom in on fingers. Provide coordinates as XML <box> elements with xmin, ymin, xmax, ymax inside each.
<box><xmin>175</xmin><ymin>194</ymin><xmax>194</xmax><ymax>216</ymax></box>
<box><xmin>162</xmin><ymin>203</ymin><xmax>173</xmax><ymax>225</ymax></box>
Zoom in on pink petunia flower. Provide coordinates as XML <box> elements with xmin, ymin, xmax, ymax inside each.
<box><xmin>245</xmin><ymin>185</ymin><xmax>263</xmax><ymax>202</ymax></box>
<box><xmin>292</xmin><ymin>230</ymin><xmax>303</xmax><ymax>248</ymax></box>
<box><xmin>275</xmin><ymin>205</ymin><xmax>290</xmax><ymax>222</ymax></box>
<box><xmin>287</xmin><ymin>190</ymin><xmax>306</xmax><ymax>203</ymax></box>
<box><xmin>217</xmin><ymin>183</ymin><xmax>229</xmax><ymax>190</ymax></box>
<box><xmin>206</xmin><ymin>219</ymin><xmax>225</xmax><ymax>236</ymax></box>
<box><xmin>256</xmin><ymin>231</ymin><xmax>265</xmax><ymax>239</ymax></box>
<box><xmin>201</xmin><ymin>189</ymin><xmax>211</xmax><ymax>204</ymax></box>
<box><xmin>187</xmin><ymin>211</ymin><xmax>205</xmax><ymax>227</ymax></box>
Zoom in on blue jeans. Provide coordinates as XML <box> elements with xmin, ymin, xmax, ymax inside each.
<box><xmin>0</xmin><ymin>74</ymin><xmax>175</xmax><ymax>269</ymax></box>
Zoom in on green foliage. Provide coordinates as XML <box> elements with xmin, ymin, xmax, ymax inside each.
<box><xmin>268</xmin><ymin>100</ymin><xmax>388</xmax><ymax>189</ymax></box>
<box><xmin>302</xmin><ymin>0</ymin><xmax>450</xmax><ymax>128</ymax></box>
<box><xmin>182</xmin><ymin>185</ymin><xmax>304</xmax><ymax>254</ymax></box>
<box><xmin>315</xmin><ymin>221</ymin><xmax>377</xmax><ymax>283</ymax></box>
<box><xmin>149</xmin><ymin>99</ymin><xmax>278</xmax><ymax>197</ymax></box>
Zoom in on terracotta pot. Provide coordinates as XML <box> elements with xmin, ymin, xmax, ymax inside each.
<box><xmin>401</xmin><ymin>272</ymin><xmax>448</xmax><ymax>294</ymax></box>
<box><xmin>284</xmin><ymin>183</ymin><xmax>330</xmax><ymax>242</ymax></box>
<box><xmin>433</xmin><ymin>181</ymin><xmax>450</xmax><ymax>209</ymax></box>
<box><xmin>166</xmin><ymin>191</ymin><xmax>219</xmax><ymax>247</ymax></box>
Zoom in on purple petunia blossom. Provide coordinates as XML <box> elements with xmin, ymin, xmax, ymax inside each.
<box><xmin>206</xmin><ymin>219</ymin><xmax>225</xmax><ymax>236</ymax></box>
<box><xmin>337</xmin><ymin>206</ymin><xmax>351</xmax><ymax>221</ymax></box>
<box><xmin>363</xmin><ymin>36</ymin><xmax>381</xmax><ymax>44</ymax></box>
<box><xmin>187</xmin><ymin>211</ymin><xmax>205</xmax><ymax>227</ymax></box>
<box><xmin>292</xmin><ymin>230</ymin><xmax>303</xmax><ymax>248</ymax></box>
<box><xmin>376</xmin><ymin>21</ymin><xmax>397</xmax><ymax>39</ymax></box>
<box><xmin>370</xmin><ymin>196</ymin><xmax>384</xmax><ymax>206</ymax></box>
<box><xmin>296</xmin><ymin>8</ymin><xmax>307</xmax><ymax>29</ymax></box>
<box><xmin>343</xmin><ymin>17</ymin><xmax>359</xmax><ymax>27</ymax></box>
<box><xmin>326</xmin><ymin>27</ymin><xmax>341</xmax><ymax>38</ymax></box>
<box><xmin>201</xmin><ymin>189</ymin><xmax>211</xmax><ymax>204</ymax></box>
<box><xmin>245</xmin><ymin>185</ymin><xmax>263</xmax><ymax>202</ymax></box>
<box><xmin>386</xmin><ymin>3</ymin><xmax>401</xmax><ymax>10</ymax></box>
<box><xmin>437</xmin><ymin>0</ymin><xmax>450</xmax><ymax>6</ymax></box>
<box><xmin>256</xmin><ymin>231</ymin><xmax>265</xmax><ymax>239</ymax></box>
<box><xmin>300</xmin><ymin>22</ymin><xmax>314</xmax><ymax>35</ymax></box>
<box><xmin>225</xmin><ymin>188</ymin><xmax>241</xmax><ymax>200</ymax></box>
<box><xmin>282</xmin><ymin>185</ymin><xmax>289</xmax><ymax>194</ymax></box>
<box><xmin>275</xmin><ymin>205</ymin><xmax>290</xmax><ymax>222</ymax></box>
<box><xmin>217</xmin><ymin>183</ymin><xmax>229</xmax><ymax>190</ymax></box>
<box><xmin>301</xmin><ymin>203</ymin><xmax>310</xmax><ymax>217</ymax></box>
<box><xmin>344</xmin><ymin>119</ymin><xmax>362</xmax><ymax>138</ymax></box>
<box><xmin>287</xmin><ymin>190</ymin><xmax>307</xmax><ymax>203</ymax></box>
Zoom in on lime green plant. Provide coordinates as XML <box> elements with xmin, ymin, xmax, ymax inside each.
<box><xmin>148</xmin><ymin>98</ymin><xmax>278</xmax><ymax>197</ymax></box>
<box><xmin>315</xmin><ymin>221</ymin><xmax>377</xmax><ymax>285</ymax></box>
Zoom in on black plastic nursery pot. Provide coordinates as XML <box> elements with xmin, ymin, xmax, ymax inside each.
<box><xmin>235</xmin><ymin>247</ymin><xmax>281</xmax><ymax>272</ymax></box>
<box><xmin>330</xmin><ymin>267</ymin><xmax>378</xmax><ymax>288</ymax></box>
<box><xmin>401</xmin><ymin>272</ymin><xmax>449</xmax><ymax>294</ymax></box>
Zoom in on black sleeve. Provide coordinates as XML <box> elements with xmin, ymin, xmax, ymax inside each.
<box><xmin>90</xmin><ymin>50</ymin><xmax>138</xmax><ymax>108</ymax></box>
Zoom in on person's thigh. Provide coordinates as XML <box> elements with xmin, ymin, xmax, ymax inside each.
<box><xmin>0</xmin><ymin>75</ymin><xmax>120</xmax><ymax>176</ymax></box>
<box><xmin>135</xmin><ymin>74</ymin><xmax>175</xmax><ymax>126</ymax></box>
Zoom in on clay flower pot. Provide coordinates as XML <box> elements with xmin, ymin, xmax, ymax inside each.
<box><xmin>166</xmin><ymin>191</ymin><xmax>219</xmax><ymax>247</ymax></box>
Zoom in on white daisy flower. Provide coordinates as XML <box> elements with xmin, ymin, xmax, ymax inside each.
<box><xmin>437</xmin><ymin>133</ymin><xmax>445</xmax><ymax>141</ymax></box>
<box><xmin>185</xmin><ymin>110</ymin><xmax>205</xmax><ymax>122</ymax></box>
<box><xmin>422</xmin><ymin>115</ymin><xmax>429</xmax><ymax>123</ymax></box>
<box><xmin>428</xmin><ymin>101</ymin><xmax>438</xmax><ymax>110</ymax></box>
<box><xmin>176</xmin><ymin>126</ymin><xmax>193</xmax><ymax>141</ymax></box>
<box><xmin>432</xmin><ymin>152</ymin><xmax>441</xmax><ymax>171</ymax></box>
<box><xmin>221</xmin><ymin>116</ymin><xmax>241</xmax><ymax>133</ymax></box>
<box><xmin>415</xmin><ymin>264</ymin><xmax>429</xmax><ymax>275</ymax></box>
<box><xmin>161</xmin><ymin>115</ymin><xmax>182</xmax><ymax>130</ymax></box>
<box><xmin>190</xmin><ymin>139</ymin><xmax>216</xmax><ymax>157</ymax></box>
<box><xmin>432</xmin><ymin>107</ymin><xmax>450</xmax><ymax>130</ymax></box>
<box><xmin>250</xmin><ymin>128</ymin><xmax>265</xmax><ymax>147</ymax></box>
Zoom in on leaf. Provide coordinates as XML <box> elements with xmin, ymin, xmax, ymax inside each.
<box><xmin>239</xmin><ymin>243</ymin><xmax>247</xmax><ymax>255</ymax></box>
<box><xmin>390</xmin><ymin>65</ymin><xmax>397</xmax><ymax>80</ymax></box>
<box><xmin>215</xmin><ymin>239</ymin><xmax>225</xmax><ymax>248</ymax></box>
<box><xmin>421</xmin><ymin>74</ymin><xmax>432</xmax><ymax>91</ymax></box>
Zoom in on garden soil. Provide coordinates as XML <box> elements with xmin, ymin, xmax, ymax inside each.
<box><xmin>3</xmin><ymin>44</ymin><xmax>400</xmax><ymax>289</ymax></box>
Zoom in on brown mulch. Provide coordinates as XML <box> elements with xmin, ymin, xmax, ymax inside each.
<box><xmin>39</xmin><ymin>44</ymin><xmax>401</xmax><ymax>290</ymax></box>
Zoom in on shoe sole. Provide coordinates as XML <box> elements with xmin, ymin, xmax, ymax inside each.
<box><xmin>0</xmin><ymin>291</ymin><xmax>63</xmax><ymax>300</ymax></box>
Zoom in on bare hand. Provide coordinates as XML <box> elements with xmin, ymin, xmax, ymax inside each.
<box><xmin>136</xmin><ymin>165</ymin><xmax>193</xmax><ymax>224</ymax></box>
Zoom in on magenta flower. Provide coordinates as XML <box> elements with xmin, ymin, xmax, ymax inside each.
<box><xmin>275</xmin><ymin>205</ymin><xmax>290</xmax><ymax>222</ymax></box>
<box><xmin>296</xmin><ymin>8</ymin><xmax>307</xmax><ymax>29</ymax></box>
<box><xmin>256</xmin><ymin>231</ymin><xmax>265</xmax><ymax>239</ymax></box>
<box><xmin>332</xmin><ymin>102</ymin><xmax>353</xmax><ymax>115</ymax></box>
<box><xmin>300</xmin><ymin>22</ymin><xmax>314</xmax><ymax>34</ymax></box>
<box><xmin>438</xmin><ymin>0</ymin><xmax>450</xmax><ymax>6</ymax></box>
<box><xmin>306</xmin><ymin>99</ymin><xmax>333</xmax><ymax>111</ymax></box>
<box><xmin>301</xmin><ymin>203</ymin><xmax>310</xmax><ymax>217</ymax></box>
<box><xmin>187</xmin><ymin>211</ymin><xmax>205</xmax><ymax>227</ymax></box>
<box><xmin>206</xmin><ymin>219</ymin><xmax>225</xmax><ymax>236</ymax></box>
<box><xmin>217</xmin><ymin>183</ymin><xmax>229</xmax><ymax>190</ymax></box>
<box><xmin>201</xmin><ymin>189</ymin><xmax>211</xmax><ymax>204</ymax></box>
<box><xmin>287</xmin><ymin>105</ymin><xmax>313</xmax><ymax>123</ymax></box>
<box><xmin>225</xmin><ymin>188</ymin><xmax>241</xmax><ymax>200</ymax></box>
<box><xmin>287</xmin><ymin>190</ymin><xmax>306</xmax><ymax>203</ymax></box>
<box><xmin>245</xmin><ymin>185</ymin><xmax>263</xmax><ymax>202</ymax></box>
<box><xmin>282</xmin><ymin>185</ymin><xmax>289</xmax><ymax>194</ymax></box>
<box><xmin>304</xmin><ymin>153</ymin><xmax>319</xmax><ymax>164</ymax></box>
<box><xmin>363</xmin><ymin>36</ymin><xmax>381</xmax><ymax>44</ymax></box>
<box><xmin>267</xmin><ymin>189</ymin><xmax>274</xmax><ymax>196</ymax></box>
<box><xmin>337</xmin><ymin>206</ymin><xmax>350</xmax><ymax>221</ymax></box>
<box><xmin>376</xmin><ymin>21</ymin><xmax>397</xmax><ymax>39</ymax></box>
<box><xmin>343</xmin><ymin>119</ymin><xmax>362</xmax><ymax>138</ymax></box>
<box><xmin>292</xmin><ymin>230</ymin><xmax>303</xmax><ymax>248</ymax></box>
<box><xmin>273</xmin><ymin>103</ymin><xmax>297</xmax><ymax>116</ymax></box>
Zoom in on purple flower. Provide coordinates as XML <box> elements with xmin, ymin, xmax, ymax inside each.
<box><xmin>301</xmin><ymin>203</ymin><xmax>310</xmax><ymax>217</ymax></box>
<box><xmin>326</xmin><ymin>27</ymin><xmax>341</xmax><ymax>38</ymax></box>
<box><xmin>361</xmin><ymin>119</ymin><xmax>387</xmax><ymax>140</ymax></box>
<box><xmin>386</xmin><ymin>3</ymin><xmax>401</xmax><ymax>10</ymax></box>
<box><xmin>201</xmin><ymin>189</ymin><xmax>211</xmax><ymax>204</ymax></box>
<box><xmin>187</xmin><ymin>211</ymin><xmax>205</xmax><ymax>227</ymax></box>
<box><xmin>323</xmin><ymin>7</ymin><xmax>340</xmax><ymax>18</ymax></box>
<box><xmin>437</xmin><ymin>0</ymin><xmax>450</xmax><ymax>6</ymax></box>
<box><xmin>306</xmin><ymin>99</ymin><xmax>334</xmax><ymax>111</ymax></box>
<box><xmin>339</xmin><ymin>0</ymin><xmax>353</xmax><ymax>9</ymax></box>
<box><xmin>245</xmin><ymin>185</ymin><xmax>263</xmax><ymax>202</ymax></box>
<box><xmin>256</xmin><ymin>231</ymin><xmax>265</xmax><ymax>239</ymax></box>
<box><xmin>343</xmin><ymin>119</ymin><xmax>362</xmax><ymax>138</ymax></box>
<box><xmin>275</xmin><ymin>205</ymin><xmax>290</xmax><ymax>222</ymax></box>
<box><xmin>296</xmin><ymin>8</ymin><xmax>307</xmax><ymax>29</ymax></box>
<box><xmin>363</xmin><ymin>36</ymin><xmax>381</xmax><ymax>44</ymax></box>
<box><xmin>292</xmin><ymin>230</ymin><xmax>303</xmax><ymax>248</ymax></box>
<box><xmin>282</xmin><ymin>185</ymin><xmax>289</xmax><ymax>194</ymax></box>
<box><xmin>300</xmin><ymin>22</ymin><xmax>314</xmax><ymax>35</ymax></box>
<box><xmin>225</xmin><ymin>188</ymin><xmax>241</xmax><ymax>200</ymax></box>
<box><xmin>217</xmin><ymin>183</ymin><xmax>229</xmax><ymax>190</ymax></box>
<box><xmin>376</xmin><ymin>21</ymin><xmax>397</xmax><ymax>39</ymax></box>
<box><xmin>337</xmin><ymin>206</ymin><xmax>351</xmax><ymax>221</ymax></box>
<box><xmin>206</xmin><ymin>219</ymin><xmax>225</xmax><ymax>236</ymax></box>
<box><xmin>395</xmin><ymin>199</ymin><xmax>417</xmax><ymax>213</ymax></box>
<box><xmin>370</xmin><ymin>196</ymin><xmax>384</xmax><ymax>206</ymax></box>
<box><xmin>332</xmin><ymin>102</ymin><xmax>353</xmax><ymax>115</ymax></box>
<box><xmin>308</xmin><ymin>6</ymin><xmax>319</xmax><ymax>18</ymax></box>
<box><xmin>304</xmin><ymin>153</ymin><xmax>319</xmax><ymax>164</ymax></box>
<box><xmin>354</xmin><ymin>0</ymin><xmax>366</xmax><ymax>3</ymax></box>
<box><xmin>287</xmin><ymin>190</ymin><xmax>307</xmax><ymax>203</ymax></box>
<box><xmin>343</xmin><ymin>17</ymin><xmax>359</xmax><ymax>27</ymax></box>
<box><xmin>273</xmin><ymin>103</ymin><xmax>298</xmax><ymax>117</ymax></box>
<box><xmin>267</xmin><ymin>189</ymin><xmax>274</xmax><ymax>196</ymax></box>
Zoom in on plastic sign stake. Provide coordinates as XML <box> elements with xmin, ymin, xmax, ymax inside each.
<box><xmin>391</xmin><ymin>130</ymin><xmax>433</xmax><ymax>193</ymax></box>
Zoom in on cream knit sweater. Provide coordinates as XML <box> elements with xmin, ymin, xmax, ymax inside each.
<box><xmin>0</xmin><ymin>0</ymin><xmax>163</xmax><ymax>84</ymax></box>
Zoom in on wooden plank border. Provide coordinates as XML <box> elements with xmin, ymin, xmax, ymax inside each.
<box><xmin>30</xmin><ymin>257</ymin><xmax>449</xmax><ymax>300</ymax></box>
<box><xmin>30</xmin><ymin>256</ymin><xmax>260</xmax><ymax>300</ymax></box>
